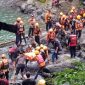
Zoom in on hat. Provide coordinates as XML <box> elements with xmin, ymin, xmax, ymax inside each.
<box><xmin>37</xmin><ymin>79</ymin><xmax>46</xmax><ymax>85</ymax></box>
<box><xmin>1</xmin><ymin>54</ymin><xmax>6</xmax><ymax>58</ymax></box>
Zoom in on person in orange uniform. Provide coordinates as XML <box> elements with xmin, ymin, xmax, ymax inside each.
<box><xmin>34</xmin><ymin>23</ymin><xmax>41</xmax><ymax>45</ymax></box>
<box><xmin>75</xmin><ymin>15</ymin><xmax>83</xmax><ymax>39</ymax></box>
<box><xmin>28</xmin><ymin>15</ymin><xmax>36</xmax><ymax>38</ymax></box>
<box><xmin>45</xmin><ymin>10</ymin><xmax>52</xmax><ymax>31</ymax></box>
<box><xmin>68</xmin><ymin>32</ymin><xmax>77</xmax><ymax>58</ymax></box>
<box><xmin>46</xmin><ymin>28</ymin><xmax>56</xmax><ymax>46</ymax></box>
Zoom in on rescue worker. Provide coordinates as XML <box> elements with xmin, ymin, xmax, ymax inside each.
<box><xmin>75</xmin><ymin>15</ymin><xmax>83</xmax><ymax>39</ymax></box>
<box><xmin>19</xmin><ymin>20</ymin><xmax>27</xmax><ymax>45</ymax></box>
<box><xmin>46</xmin><ymin>28</ymin><xmax>56</xmax><ymax>47</ymax></box>
<box><xmin>34</xmin><ymin>23</ymin><xmax>41</xmax><ymax>45</ymax></box>
<box><xmin>45</xmin><ymin>10</ymin><xmax>52</xmax><ymax>31</ymax></box>
<box><xmin>28</xmin><ymin>15</ymin><xmax>36</xmax><ymax>38</ymax></box>
<box><xmin>68</xmin><ymin>32</ymin><xmax>77</xmax><ymax>58</ymax></box>
<box><xmin>14</xmin><ymin>17</ymin><xmax>22</xmax><ymax>46</ymax></box>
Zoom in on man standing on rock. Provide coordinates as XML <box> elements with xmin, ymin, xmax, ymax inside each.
<box><xmin>28</xmin><ymin>15</ymin><xmax>36</xmax><ymax>38</ymax></box>
<box><xmin>45</xmin><ymin>10</ymin><xmax>52</xmax><ymax>31</ymax></box>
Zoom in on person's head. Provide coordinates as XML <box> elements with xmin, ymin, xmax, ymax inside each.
<box><xmin>35</xmin><ymin>23</ymin><xmax>39</xmax><ymax>28</ymax></box>
<box><xmin>26</xmin><ymin>72</ymin><xmax>30</xmax><ymax>78</ymax></box>
<box><xmin>1</xmin><ymin>54</ymin><xmax>6</xmax><ymax>59</ymax></box>
<box><xmin>31</xmin><ymin>15</ymin><xmax>34</xmax><ymax>19</ymax></box>
<box><xmin>37</xmin><ymin>79</ymin><xmax>46</xmax><ymax>85</ymax></box>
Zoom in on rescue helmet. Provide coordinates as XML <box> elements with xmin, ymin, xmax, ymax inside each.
<box><xmin>62</xmin><ymin>14</ymin><xmax>67</xmax><ymax>19</ymax></box>
<box><xmin>1</xmin><ymin>54</ymin><xmax>6</xmax><ymax>58</ymax></box>
<box><xmin>35</xmin><ymin>23</ymin><xmax>39</xmax><ymax>27</ymax></box>
<box><xmin>77</xmin><ymin>15</ymin><xmax>81</xmax><ymax>20</ymax></box>
<box><xmin>43</xmin><ymin>46</ymin><xmax>48</xmax><ymax>50</ymax></box>
<box><xmin>71</xmin><ymin>6</ymin><xmax>75</xmax><ymax>10</ymax></box>
<box><xmin>37</xmin><ymin>79</ymin><xmax>46</xmax><ymax>85</ymax></box>
<box><xmin>40</xmin><ymin>44</ymin><xmax>44</xmax><ymax>49</ymax></box>
<box><xmin>83</xmin><ymin>13</ymin><xmax>85</xmax><ymax>18</ymax></box>
<box><xmin>16</xmin><ymin>17</ymin><xmax>22</xmax><ymax>21</ymax></box>
<box><xmin>35</xmin><ymin>46</ymin><xmax>41</xmax><ymax>51</ymax></box>
<box><xmin>60</xmin><ymin>12</ymin><xmax>63</xmax><ymax>16</ymax></box>
<box><xmin>34</xmin><ymin>50</ymin><xmax>40</xmax><ymax>55</ymax></box>
<box><xmin>70</xmin><ymin>9</ymin><xmax>74</xmax><ymax>13</ymax></box>
<box><xmin>49</xmin><ymin>28</ymin><xmax>53</xmax><ymax>32</ymax></box>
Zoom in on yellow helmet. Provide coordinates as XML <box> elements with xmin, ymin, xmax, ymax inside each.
<box><xmin>17</xmin><ymin>17</ymin><xmax>22</xmax><ymax>21</ymax></box>
<box><xmin>37</xmin><ymin>79</ymin><xmax>46</xmax><ymax>85</ymax></box>
<box><xmin>70</xmin><ymin>9</ymin><xmax>74</xmax><ymax>13</ymax></box>
<box><xmin>40</xmin><ymin>44</ymin><xmax>44</xmax><ymax>48</ymax></box>
<box><xmin>43</xmin><ymin>46</ymin><xmax>48</xmax><ymax>50</ymax></box>
<box><xmin>77</xmin><ymin>15</ymin><xmax>81</xmax><ymax>20</ymax></box>
<box><xmin>83</xmin><ymin>13</ymin><xmax>85</xmax><ymax>17</ymax></box>
<box><xmin>60</xmin><ymin>12</ymin><xmax>63</xmax><ymax>16</ymax></box>
<box><xmin>34</xmin><ymin>50</ymin><xmax>40</xmax><ymax>55</ymax></box>
<box><xmin>35</xmin><ymin>46</ymin><xmax>41</xmax><ymax>51</ymax></box>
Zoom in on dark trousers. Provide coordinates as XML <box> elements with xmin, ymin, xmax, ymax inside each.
<box><xmin>76</xmin><ymin>30</ymin><xmax>82</xmax><ymax>39</ymax></box>
<box><xmin>70</xmin><ymin>46</ymin><xmax>76</xmax><ymax>58</ymax></box>
<box><xmin>21</xmin><ymin>33</ymin><xmax>27</xmax><ymax>44</ymax></box>
<box><xmin>46</xmin><ymin>21</ymin><xmax>52</xmax><ymax>31</ymax></box>
<box><xmin>35</xmin><ymin>35</ymin><xmax>40</xmax><ymax>45</ymax></box>
<box><xmin>15</xmin><ymin>64</ymin><xmax>25</xmax><ymax>75</ymax></box>
<box><xmin>52</xmin><ymin>52</ymin><xmax>58</xmax><ymax>63</ymax></box>
<box><xmin>16</xmin><ymin>33</ymin><xmax>22</xmax><ymax>47</ymax></box>
<box><xmin>28</xmin><ymin>27</ymin><xmax>34</xmax><ymax>37</ymax></box>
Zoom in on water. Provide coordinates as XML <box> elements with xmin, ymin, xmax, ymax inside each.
<box><xmin>0</xmin><ymin>8</ymin><xmax>29</xmax><ymax>43</ymax></box>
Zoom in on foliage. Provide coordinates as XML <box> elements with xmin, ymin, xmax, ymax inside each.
<box><xmin>45</xmin><ymin>62</ymin><xmax>85</xmax><ymax>85</ymax></box>
<box><xmin>38</xmin><ymin>0</ymin><xmax>46</xmax><ymax>3</ymax></box>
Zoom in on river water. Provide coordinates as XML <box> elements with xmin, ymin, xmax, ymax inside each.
<box><xmin>0</xmin><ymin>8</ymin><xmax>29</xmax><ymax>44</ymax></box>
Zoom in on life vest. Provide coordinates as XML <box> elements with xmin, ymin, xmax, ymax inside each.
<box><xmin>2</xmin><ymin>59</ymin><xmax>8</xmax><ymax>66</ymax></box>
<box><xmin>69</xmin><ymin>34</ymin><xmax>77</xmax><ymax>46</ymax></box>
<box><xmin>47</xmin><ymin>31</ymin><xmax>56</xmax><ymax>40</ymax></box>
<box><xmin>76</xmin><ymin>22</ymin><xmax>83</xmax><ymax>30</ymax></box>
<box><xmin>37</xmin><ymin>55</ymin><xmax>45</xmax><ymax>67</ymax></box>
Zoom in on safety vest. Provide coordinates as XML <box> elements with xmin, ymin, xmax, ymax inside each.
<box><xmin>37</xmin><ymin>55</ymin><xmax>45</xmax><ymax>67</ymax></box>
<box><xmin>69</xmin><ymin>35</ymin><xmax>77</xmax><ymax>46</ymax></box>
<box><xmin>47</xmin><ymin>31</ymin><xmax>56</xmax><ymax>40</ymax></box>
<box><xmin>2</xmin><ymin>59</ymin><xmax>8</xmax><ymax>66</ymax></box>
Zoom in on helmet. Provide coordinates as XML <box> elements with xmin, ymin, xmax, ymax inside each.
<box><xmin>83</xmin><ymin>13</ymin><xmax>85</xmax><ymax>18</ymax></box>
<box><xmin>35</xmin><ymin>23</ymin><xmax>39</xmax><ymax>27</ymax></box>
<box><xmin>77</xmin><ymin>15</ymin><xmax>81</xmax><ymax>20</ymax></box>
<box><xmin>72</xmin><ymin>6</ymin><xmax>75</xmax><ymax>10</ymax></box>
<box><xmin>40</xmin><ymin>44</ymin><xmax>44</xmax><ymax>48</ymax></box>
<box><xmin>34</xmin><ymin>50</ymin><xmax>40</xmax><ymax>55</ymax></box>
<box><xmin>1</xmin><ymin>54</ymin><xmax>6</xmax><ymax>58</ymax></box>
<box><xmin>60</xmin><ymin>12</ymin><xmax>63</xmax><ymax>15</ymax></box>
<box><xmin>17</xmin><ymin>17</ymin><xmax>22</xmax><ymax>21</ymax></box>
<box><xmin>70</xmin><ymin>9</ymin><xmax>74</xmax><ymax>13</ymax></box>
<box><xmin>37</xmin><ymin>79</ymin><xmax>46</xmax><ymax>85</ymax></box>
<box><xmin>43</xmin><ymin>46</ymin><xmax>48</xmax><ymax>50</ymax></box>
<box><xmin>35</xmin><ymin>46</ymin><xmax>41</xmax><ymax>51</ymax></box>
<box><xmin>49</xmin><ymin>28</ymin><xmax>53</xmax><ymax>32</ymax></box>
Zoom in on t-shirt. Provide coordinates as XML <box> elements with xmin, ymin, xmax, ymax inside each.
<box><xmin>22</xmin><ymin>79</ymin><xmax>36</xmax><ymax>85</ymax></box>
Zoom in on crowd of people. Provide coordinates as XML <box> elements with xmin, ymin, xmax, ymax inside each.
<box><xmin>0</xmin><ymin>5</ymin><xmax>85</xmax><ymax>85</ymax></box>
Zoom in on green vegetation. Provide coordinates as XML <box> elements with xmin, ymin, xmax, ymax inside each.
<box><xmin>38</xmin><ymin>0</ymin><xmax>46</xmax><ymax>3</ymax></box>
<box><xmin>46</xmin><ymin>62</ymin><xmax>85</xmax><ymax>85</ymax></box>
